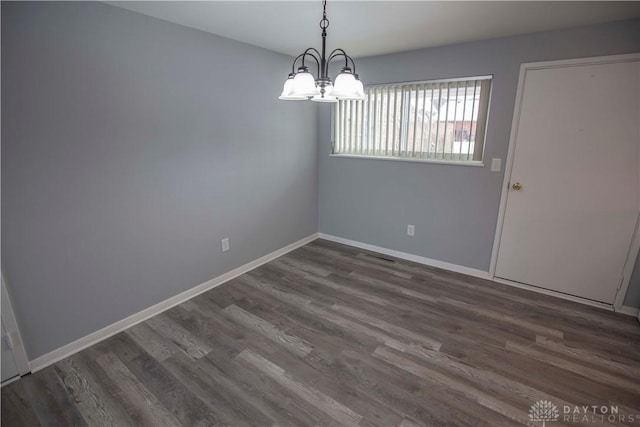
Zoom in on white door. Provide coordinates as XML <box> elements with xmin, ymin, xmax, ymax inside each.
<box><xmin>495</xmin><ymin>56</ymin><xmax>640</xmax><ymax>304</ymax></box>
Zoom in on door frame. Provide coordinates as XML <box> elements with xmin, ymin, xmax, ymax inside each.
<box><xmin>1</xmin><ymin>274</ymin><xmax>30</xmax><ymax>380</ymax></box>
<box><xmin>488</xmin><ymin>53</ymin><xmax>640</xmax><ymax>312</ymax></box>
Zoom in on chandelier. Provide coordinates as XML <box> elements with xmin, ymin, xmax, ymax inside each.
<box><xmin>279</xmin><ymin>0</ymin><xmax>365</xmax><ymax>103</ymax></box>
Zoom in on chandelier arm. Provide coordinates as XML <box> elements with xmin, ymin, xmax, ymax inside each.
<box><xmin>345</xmin><ymin>55</ymin><xmax>357</xmax><ymax>74</ymax></box>
<box><xmin>327</xmin><ymin>48</ymin><xmax>348</xmax><ymax>67</ymax></box>
<box><xmin>328</xmin><ymin>51</ymin><xmax>357</xmax><ymax>76</ymax></box>
<box><xmin>290</xmin><ymin>53</ymin><xmax>305</xmax><ymax>73</ymax></box>
<box><xmin>301</xmin><ymin>49</ymin><xmax>321</xmax><ymax>77</ymax></box>
<box><xmin>302</xmin><ymin>48</ymin><xmax>322</xmax><ymax>72</ymax></box>
<box><xmin>328</xmin><ymin>50</ymin><xmax>358</xmax><ymax>75</ymax></box>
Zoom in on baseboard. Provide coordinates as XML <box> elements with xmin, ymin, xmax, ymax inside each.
<box><xmin>27</xmin><ymin>231</ymin><xmax>638</xmax><ymax>373</ymax></box>
<box><xmin>617</xmin><ymin>305</ymin><xmax>640</xmax><ymax>317</ymax></box>
<box><xmin>317</xmin><ymin>233</ymin><xmax>491</xmax><ymax>280</ymax></box>
<box><xmin>29</xmin><ymin>233</ymin><xmax>319</xmax><ymax>373</ymax></box>
<box><xmin>318</xmin><ymin>233</ymin><xmax>640</xmax><ymax>318</ymax></box>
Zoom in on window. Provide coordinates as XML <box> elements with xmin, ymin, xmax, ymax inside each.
<box><xmin>332</xmin><ymin>76</ymin><xmax>492</xmax><ymax>163</ymax></box>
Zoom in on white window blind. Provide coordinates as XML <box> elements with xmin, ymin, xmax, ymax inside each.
<box><xmin>333</xmin><ymin>76</ymin><xmax>492</xmax><ymax>162</ymax></box>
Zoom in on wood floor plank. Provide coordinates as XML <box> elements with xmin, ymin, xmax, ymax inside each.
<box><xmin>505</xmin><ymin>340</ymin><xmax>639</xmax><ymax>393</ymax></box>
<box><xmin>277</xmin><ymin>254</ymin><xmax>334</xmax><ymax>277</ymax></box>
<box><xmin>212</xmin><ymin>304</ymin><xmax>403</xmax><ymax>427</ymax></box>
<box><xmin>74</xmin><ymin>348</ymin><xmax>155</xmax><ymax>425</ymax></box>
<box><xmin>441</xmin><ymin>339</ymin><xmax>640</xmax><ymax>409</ymax></box>
<box><xmin>236</xmin><ymin>349</ymin><xmax>364</xmax><ymax>426</ymax></box>
<box><xmin>3</xmin><ymin>238</ymin><xmax>639</xmax><ymax>426</ymax></box>
<box><xmin>20</xmin><ymin>366</ymin><xmax>88</xmax><ymax>427</ymax></box>
<box><xmin>145</xmin><ymin>313</ymin><xmax>212</xmax><ymax>359</ymax></box>
<box><xmin>534</xmin><ymin>335</ymin><xmax>640</xmax><ymax>380</ymax></box>
<box><xmin>162</xmin><ymin>351</ymin><xmax>272</xmax><ymax>426</ymax></box>
<box><xmin>336</xmin><ymin>349</ymin><xmax>506</xmax><ymax>427</ymax></box>
<box><xmin>392</xmin><ymin>340</ymin><xmax>581</xmax><ymax>415</ymax></box>
<box><xmin>0</xmin><ymin>379</ymin><xmax>41</xmax><ymax>426</ymax></box>
<box><xmin>125</xmin><ymin>322</ymin><xmax>178</xmax><ymax>362</ymax></box>
<box><xmin>95</xmin><ymin>352</ymin><xmax>182</xmax><ymax>427</ymax></box>
<box><xmin>105</xmin><ymin>333</ymin><xmax>220</xmax><ymax>426</ymax></box>
<box><xmin>300</xmin><ymin>272</ymin><xmax>392</xmax><ymax>306</ymax></box>
<box><xmin>54</xmin><ymin>357</ymin><xmax>130</xmax><ymax>427</ymax></box>
<box><xmin>293</xmin><ymin>245</ymin><xmax>414</xmax><ymax>279</ymax></box>
<box><xmin>202</xmin><ymin>341</ymin><xmax>322</xmax><ymax>427</ymax></box>
<box><xmin>374</xmin><ymin>346</ymin><xmax>533</xmax><ymax>425</ymax></box>
<box><xmin>222</xmin><ymin>304</ymin><xmax>314</xmax><ymax>357</ymax></box>
<box><xmin>330</xmin><ymin>303</ymin><xmax>442</xmax><ymax>351</ymax></box>
<box><xmin>232</xmin><ymin>283</ymin><xmax>381</xmax><ymax>360</ymax></box>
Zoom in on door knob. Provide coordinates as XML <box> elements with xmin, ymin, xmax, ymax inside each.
<box><xmin>512</xmin><ymin>182</ymin><xmax>522</xmax><ymax>191</ymax></box>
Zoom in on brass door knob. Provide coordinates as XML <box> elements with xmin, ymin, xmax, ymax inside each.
<box><xmin>512</xmin><ymin>182</ymin><xmax>522</xmax><ymax>191</ymax></box>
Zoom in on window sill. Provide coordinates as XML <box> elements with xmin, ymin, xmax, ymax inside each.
<box><xmin>329</xmin><ymin>153</ymin><xmax>485</xmax><ymax>167</ymax></box>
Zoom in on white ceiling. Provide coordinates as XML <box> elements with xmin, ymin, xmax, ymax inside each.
<box><xmin>109</xmin><ymin>1</ymin><xmax>640</xmax><ymax>58</ymax></box>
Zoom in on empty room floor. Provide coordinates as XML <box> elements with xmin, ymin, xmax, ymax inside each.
<box><xmin>2</xmin><ymin>239</ymin><xmax>639</xmax><ymax>426</ymax></box>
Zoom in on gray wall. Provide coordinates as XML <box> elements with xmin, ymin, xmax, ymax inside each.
<box><xmin>3</xmin><ymin>4</ymin><xmax>639</xmax><ymax>363</ymax></box>
<box><xmin>2</xmin><ymin>1</ymin><xmax>317</xmax><ymax>359</ymax></box>
<box><xmin>318</xmin><ymin>20</ymin><xmax>640</xmax><ymax>306</ymax></box>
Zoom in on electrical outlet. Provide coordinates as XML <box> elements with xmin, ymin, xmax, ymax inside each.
<box><xmin>407</xmin><ymin>224</ymin><xmax>415</xmax><ymax>236</ymax></box>
<box><xmin>221</xmin><ymin>238</ymin><xmax>230</xmax><ymax>252</ymax></box>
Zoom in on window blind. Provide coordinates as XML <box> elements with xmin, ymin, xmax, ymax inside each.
<box><xmin>333</xmin><ymin>76</ymin><xmax>492</xmax><ymax>162</ymax></box>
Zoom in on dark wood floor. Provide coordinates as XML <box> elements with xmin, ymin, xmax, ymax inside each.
<box><xmin>3</xmin><ymin>239</ymin><xmax>640</xmax><ymax>426</ymax></box>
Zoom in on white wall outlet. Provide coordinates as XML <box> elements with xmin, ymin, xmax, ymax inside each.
<box><xmin>490</xmin><ymin>158</ymin><xmax>502</xmax><ymax>172</ymax></box>
<box><xmin>221</xmin><ymin>238</ymin><xmax>230</xmax><ymax>252</ymax></box>
<box><xmin>407</xmin><ymin>224</ymin><xmax>415</xmax><ymax>236</ymax></box>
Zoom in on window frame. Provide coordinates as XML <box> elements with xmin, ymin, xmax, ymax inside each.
<box><xmin>330</xmin><ymin>74</ymin><xmax>493</xmax><ymax>167</ymax></box>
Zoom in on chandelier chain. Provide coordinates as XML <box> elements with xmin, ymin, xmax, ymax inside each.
<box><xmin>320</xmin><ymin>0</ymin><xmax>329</xmax><ymax>30</ymax></box>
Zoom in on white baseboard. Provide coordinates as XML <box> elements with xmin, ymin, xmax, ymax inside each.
<box><xmin>29</xmin><ymin>233</ymin><xmax>319</xmax><ymax>373</ymax></box>
<box><xmin>318</xmin><ymin>233</ymin><xmax>640</xmax><ymax>318</ymax></box>
<box><xmin>26</xmin><ymin>231</ymin><xmax>640</xmax><ymax>373</ymax></box>
<box><xmin>617</xmin><ymin>305</ymin><xmax>640</xmax><ymax>317</ymax></box>
<box><xmin>317</xmin><ymin>233</ymin><xmax>491</xmax><ymax>280</ymax></box>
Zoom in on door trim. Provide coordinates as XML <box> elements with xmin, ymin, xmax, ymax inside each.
<box><xmin>1</xmin><ymin>275</ymin><xmax>30</xmax><ymax>378</ymax></box>
<box><xmin>489</xmin><ymin>53</ymin><xmax>640</xmax><ymax>311</ymax></box>
<box><xmin>614</xmin><ymin>212</ymin><xmax>640</xmax><ymax>310</ymax></box>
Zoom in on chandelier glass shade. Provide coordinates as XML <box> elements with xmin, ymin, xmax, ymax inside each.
<box><xmin>279</xmin><ymin>0</ymin><xmax>364</xmax><ymax>103</ymax></box>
